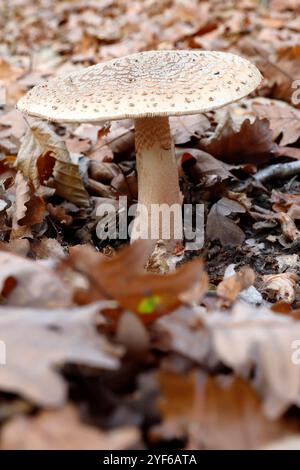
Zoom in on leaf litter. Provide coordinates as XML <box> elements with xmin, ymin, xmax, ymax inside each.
<box><xmin>1</xmin><ymin>0</ymin><xmax>300</xmax><ymax>451</ymax></box>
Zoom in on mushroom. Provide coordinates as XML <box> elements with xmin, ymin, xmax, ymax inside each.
<box><xmin>17</xmin><ymin>50</ymin><xmax>261</xmax><ymax>248</ymax></box>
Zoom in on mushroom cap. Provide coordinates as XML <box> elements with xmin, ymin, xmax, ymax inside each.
<box><xmin>17</xmin><ymin>50</ymin><xmax>262</xmax><ymax>123</ymax></box>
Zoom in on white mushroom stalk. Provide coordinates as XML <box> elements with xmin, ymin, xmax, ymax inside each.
<box><xmin>131</xmin><ymin>116</ymin><xmax>182</xmax><ymax>243</ymax></box>
<box><xmin>17</xmin><ymin>50</ymin><xmax>262</xmax><ymax>254</ymax></box>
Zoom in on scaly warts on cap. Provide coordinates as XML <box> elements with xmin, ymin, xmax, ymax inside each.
<box><xmin>17</xmin><ymin>50</ymin><xmax>262</xmax><ymax>251</ymax></box>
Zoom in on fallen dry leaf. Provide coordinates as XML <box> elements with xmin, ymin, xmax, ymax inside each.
<box><xmin>153</xmin><ymin>306</ymin><xmax>209</xmax><ymax>364</ymax></box>
<box><xmin>88</xmin><ymin>160</ymin><xmax>119</xmax><ymax>184</ymax></box>
<box><xmin>32</xmin><ymin>237</ymin><xmax>65</xmax><ymax>260</ymax></box>
<box><xmin>253</xmin><ymin>100</ymin><xmax>300</xmax><ymax>146</ymax></box>
<box><xmin>277</xmin><ymin>212</ymin><xmax>300</xmax><ymax>240</ymax></box>
<box><xmin>206</xmin><ymin>197</ymin><xmax>246</xmax><ymax>246</ymax></box>
<box><xmin>66</xmin><ymin>241</ymin><xmax>208</xmax><ymax>322</ymax></box>
<box><xmin>261</xmin><ymin>45</ymin><xmax>300</xmax><ymax>106</ymax></box>
<box><xmin>251</xmin><ymin>209</ymin><xmax>300</xmax><ymax>241</ymax></box>
<box><xmin>0</xmin><ymin>250</ymin><xmax>72</xmax><ymax>308</ymax></box>
<box><xmin>155</xmin><ymin>302</ymin><xmax>300</xmax><ymax>418</ymax></box>
<box><xmin>262</xmin><ymin>272</ymin><xmax>299</xmax><ymax>303</ymax></box>
<box><xmin>206</xmin><ymin>302</ymin><xmax>300</xmax><ymax>418</ymax></box>
<box><xmin>46</xmin><ymin>202</ymin><xmax>74</xmax><ymax>226</ymax></box>
<box><xmin>155</xmin><ymin>371</ymin><xmax>293</xmax><ymax>450</ymax></box>
<box><xmin>0</xmin><ymin>303</ymin><xmax>122</xmax><ymax>406</ymax></box>
<box><xmin>180</xmin><ymin>148</ymin><xmax>232</xmax><ymax>182</ymax></box>
<box><xmin>101</xmin><ymin>119</ymin><xmax>134</xmax><ymax>155</ymax></box>
<box><xmin>157</xmin><ymin>370</ymin><xmax>198</xmax><ymax>421</ymax></box>
<box><xmin>0</xmin><ymin>109</ymin><xmax>27</xmax><ymax>140</ymax></box>
<box><xmin>2</xmin><ymin>0</ymin><xmax>300</xmax><ymax>451</ymax></box>
<box><xmin>271</xmin><ymin>189</ymin><xmax>300</xmax><ymax>213</ymax></box>
<box><xmin>65</xmin><ymin>240</ymin><xmax>155</xmax><ymax>303</ymax></box>
<box><xmin>170</xmin><ymin>114</ymin><xmax>210</xmax><ymax>145</ymax></box>
<box><xmin>200</xmin><ymin>117</ymin><xmax>275</xmax><ymax>164</ymax></box>
<box><xmin>217</xmin><ymin>266</ymin><xmax>256</xmax><ymax>305</ymax></box>
<box><xmin>1</xmin><ymin>404</ymin><xmax>139</xmax><ymax>450</ymax></box>
<box><xmin>190</xmin><ymin>376</ymin><xmax>294</xmax><ymax>450</ymax></box>
<box><xmin>16</xmin><ymin>121</ymin><xmax>90</xmax><ymax>207</ymax></box>
<box><xmin>9</xmin><ymin>171</ymin><xmax>45</xmax><ymax>239</ymax></box>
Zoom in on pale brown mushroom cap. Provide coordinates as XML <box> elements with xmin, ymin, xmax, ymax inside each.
<box><xmin>17</xmin><ymin>50</ymin><xmax>262</xmax><ymax>123</ymax></box>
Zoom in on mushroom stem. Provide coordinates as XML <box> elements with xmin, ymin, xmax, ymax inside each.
<box><xmin>131</xmin><ymin>116</ymin><xmax>183</xmax><ymax>245</ymax></box>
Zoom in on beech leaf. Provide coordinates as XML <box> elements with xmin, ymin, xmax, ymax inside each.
<box><xmin>16</xmin><ymin>121</ymin><xmax>90</xmax><ymax>207</ymax></box>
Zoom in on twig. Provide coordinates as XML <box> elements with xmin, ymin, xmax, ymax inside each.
<box><xmin>254</xmin><ymin>161</ymin><xmax>300</xmax><ymax>183</ymax></box>
<box><xmin>232</xmin><ymin>161</ymin><xmax>300</xmax><ymax>192</ymax></box>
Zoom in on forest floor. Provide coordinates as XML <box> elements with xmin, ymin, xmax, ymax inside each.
<box><xmin>1</xmin><ymin>0</ymin><xmax>300</xmax><ymax>450</ymax></box>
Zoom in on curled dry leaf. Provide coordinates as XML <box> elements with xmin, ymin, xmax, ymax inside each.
<box><xmin>0</xmin><ymin>250</ymin><xmax>72</xmax><ymax>308</ymax></box>
<box><xmin>260</xmin><ymin>45</ymin><xmax>300</xmax><ymax>106</ymax></box>
<box><xmin>107</xmin><ymin>120</ymin><xmax>135</xmax><ymax>152</ymax></box>
<box><xmin>0</xmin><ymin>109</ymin><xmax>27</xmax><ymax>140</ymax></box>
<box><xmin>170</xmin><ymin>114</ymin><xmax>210</xmax><ymax>145</ymax></box>
<box><xmin>155</xmin><ymin>302</ymin><xmax>300</xmax><ymax>419</ymax></box>
<box><xmin>65</xmin><ymin>240</ymin><xmax>155</xmax><ymax>303</ymax></box>
<box><xmin>277</xmin><ymin>146</ymin><xmax>300</xmax><ymax>160</ymax></box>
<box><xmin>10</xmin><ymin>171</ymin><xmax>45</xmax><ymax>239</ymax></box>
<box><xmin>111</xmin><ymin>170</ymin><xmax>138</xmax><ymax>200</ymax></box>
<box><xmin>276</xmin><ymin>212</ymin><xmax>300</xmax><ymax>241</ymax></box>
<box><xmin>206</xmin><ymin>197</ymin><xmax>246</xmax><ymax>247</ymax></box>
<box><xmin>271</xmin><ymin>190</ymin><xmax>300</xmax><ymax>214</ymax></box>
<box><xmin>222</xmin><ymin>264</ymin><xmax>262</xmax><ymax>306</ymax></box>
<box><xmin>0</xmin><ymin>404</ymin><xmax>140</xmax><ymax>450</ymax></box>
<box><xmin>115</xmin><ymin>258</ymin><xmax>207</xmax><ymax>321</ymax></box>
<box><xmin>32</xmin><ymin>237</ymin><xmax>65</xmax><ymax>260</ymax></box>
<box><xmin>0</xmin><ymin>303</ymin><xmax>122</xmax><ymax>407</ymax></box>
<box><xmin>65</xmin><ymin>240</ymin><xmax>208</xmax><ymax>322</ymax></box>
<box><xmin>180</xmin><ymin>148</ymin><xmax>232</xmax><ymax>182</ymax></box>
<box><xmin>155</xmin><ymin>371</ymin><xmax>292</xmax><ymax>450</ymax></box>
<box><xmin>205</xmin><ymin>303</ymin><xmax>300</xmax><ymax>418</ymax></box>
<box><xmin>276</xmin><ymin>254</ymin><xmax>299</xmax><ymax>273</ymax></box>
<box><xmin>217</xmin><ymin>266</ymin><xmax>256</xmax><ymax>305</ymax></box>
<box><xmin>262</xmin><ymin>272</ymin><xmax>299</xmax><ymax>303</ymax></box>
<box><xmin>200</xmin><ymin>116</ymin><xmax>275</xmax><ymax>164</ymax></box>
<box><xmin>16</xmin><ymin>121</ymin><xmax>90</xmax><ymax>207</ymax></box>
<box><xmin>88</xmin><ymin>160</ymin><xmax>119</xmax><ymax>184</ymax></box>
<box><xmin>157</xmin><ymin>370</ymin><xmax>198</xmax><ymax>422</ymax></box>
<box><xmin>153</xmin><ymin>306</ymin><xmax>209</xmax><ymax>364</ymax></box>
<box><xmin>272</xmin><ymin>190</ymin><xmax>300</xmax><ymax>223</ymax></box>
<box><xmin>253</xmin><ymin>101</ymin><xmax>300</xmax><ymax>146</ymax></box>
<box><xmin>251</xmin><ymin>209</ymin><xmax>300</xmax><ymax>241</ymax></box>
<box><xmin>46</xmin><ymin>202</ymin><xmax>73</xmax><ymax>226</ymax></box>
<box><xmin>189</xmin><ymin>376</ymin><xmax>293</xmax><ymax>450</ymax></box>
<box><xmin>1</xmin><ymin>238</ymin><xmax>30</xmax><ymax>257</ymax></box>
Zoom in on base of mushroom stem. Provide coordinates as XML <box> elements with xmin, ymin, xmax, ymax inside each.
<box><xmin>130</xmin><ymin>202</ymin><xmax>183</xmax><ymax>249</ymax></box>
<box><xmin>95</xmin><ymin>197</ymin><xmax>205</xmax><ymax>251</ymax></box>
<box><xmin>144</xmin><ymin>239</ymin><xmax>185</xmax><ymax>273</ymax></box>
